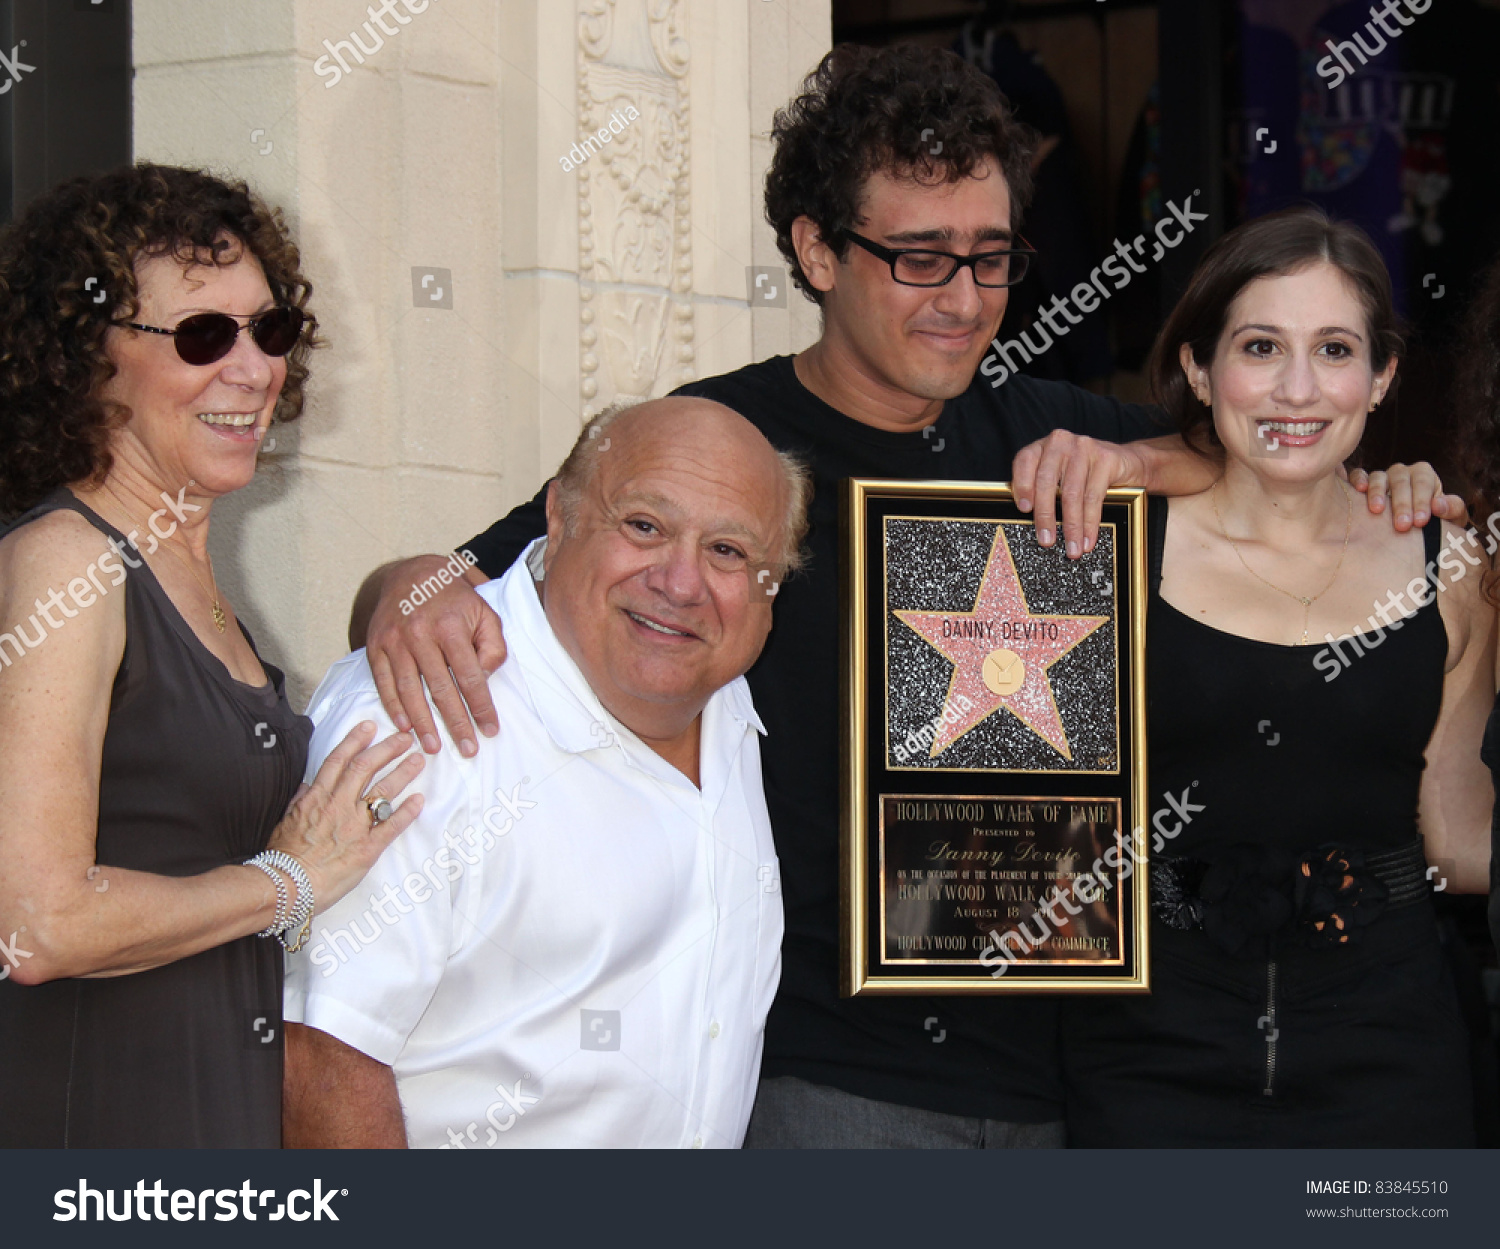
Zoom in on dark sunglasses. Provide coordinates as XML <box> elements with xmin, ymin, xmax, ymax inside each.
<box><xmin>123</xmin><ymin>305</ymin><xmax>307</xmax><ymax>366</ymax></box>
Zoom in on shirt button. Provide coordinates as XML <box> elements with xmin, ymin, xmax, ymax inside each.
<box><xmin>708</xmin><ymin>1021</ymin><xmax>721</xmax><ymax>1040</ymax></box>
<box><xmin>692</xmin><ymin>1136</ymin><xmax>704</xmax><ymax>1149</ymax></box>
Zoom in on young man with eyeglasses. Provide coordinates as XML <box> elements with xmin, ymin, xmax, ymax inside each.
<box><xmin>352</xmin><ymin>44</ymin><xmax>1455</xmax><ymax>1148</ymax></box>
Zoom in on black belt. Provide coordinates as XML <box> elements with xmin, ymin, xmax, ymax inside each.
<box><xmin>1151</xmin><ymin>840</ymin><xmax>1431</xmax><ymax>954</ymax></box>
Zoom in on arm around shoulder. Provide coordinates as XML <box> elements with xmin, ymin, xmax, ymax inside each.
<box><xmin>362</xmin><ymin>551</ymin><xmax>508</xmax><ymax>756</ymax></box>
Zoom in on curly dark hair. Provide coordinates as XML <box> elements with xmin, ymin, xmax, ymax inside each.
<box><xmin>1148</xmin><ymin>206</ymin><xmax>1402</xmax><ymax>453</ymax></box>
<box><xmin>0</xmin><ymin>162</ymin><xmax>318</xmax><ymax>520</ymax></box>
<box><xmin>764</xmin><ymin>43</ymin><xmax>1037</xmax><ymax>305</ymax></box>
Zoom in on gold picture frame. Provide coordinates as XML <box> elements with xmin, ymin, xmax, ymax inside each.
<box><xmin>840</xmin><ymin>479</ymin><xmax>1151</xmax><ymax>995</ymax></box>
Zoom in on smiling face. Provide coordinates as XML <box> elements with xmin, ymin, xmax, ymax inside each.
<box><xmin>97</xmin><ymin>242</ymin><xmax>286</xmax><ymax>500</ymax></box>
<box><xmin>801</xmin><ymin>157</ymin><xmax>1015</xmax><ymax>425</ymax></box>
<box><xmin>1182</xmin><ymin>262</ymin><xmax>1396</xmax><ymax>481</ymax></box>
<box><xmin>540</xmin><ymin>399</ymin><xmax>788</xmax><ymax>743</ymax></box>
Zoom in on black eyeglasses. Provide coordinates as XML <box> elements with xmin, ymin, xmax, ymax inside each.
<box><xmin>842</xmin><ymin>229</ymin><xmax>1034</xmax><ymax>288</ymax></box>
<box><xmin>123</xmin><ymin>306</ymin><xmax>308</xmax><ymax>366</ymax></box>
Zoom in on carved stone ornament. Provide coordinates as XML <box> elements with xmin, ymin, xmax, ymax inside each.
<box><xmin>575</xmin><ymin>0</ymin><xmax>694</xmax><ymax>414</ymax></box>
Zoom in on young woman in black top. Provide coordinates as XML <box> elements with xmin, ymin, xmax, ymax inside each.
<box><xmin>1062</xmin><ymin>207</ymin><xmax>1495</xmax><ymax>1147</ymax></box>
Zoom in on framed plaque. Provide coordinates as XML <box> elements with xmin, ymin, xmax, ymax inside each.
<box><xmin>840</xmin><ymin>480</ymin><xmax>1149</xmax><ymax>994</ymax></box>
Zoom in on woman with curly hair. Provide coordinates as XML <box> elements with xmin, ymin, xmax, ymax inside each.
<box><xmin>0</xmin><ymin>163</ymin><xmax>426</xmax><ymax>1147</ymax></box>
<box><xmin>1060</xmin><ymin>206</ymin><xmax>1494</xmax><ymax>1147</ymax></box>
<box><xmin>1453</xmin><ymin>250</ymin><xmax>1500</xmax><ymax>957</ymax></box>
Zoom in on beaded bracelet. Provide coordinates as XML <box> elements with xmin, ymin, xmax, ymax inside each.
<box><xmin>262</xmin><ymin>850</ymin><xmax>314</xmax><ymax>952</ymax></box>
<box><xmin>244</xmin><ymin>850</ymin><xmax>316</xmax><ymax>951</ymax></box>
<box><xmin>246</xmin><ymin>857</ymin><xmax>290</xmax><ymax>937</ymax></box>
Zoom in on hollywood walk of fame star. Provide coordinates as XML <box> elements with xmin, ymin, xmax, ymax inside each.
<box><xmin>893</xmin><ymin>525</ymin><xmax>1109</xmax><ymax>761</ymax></box>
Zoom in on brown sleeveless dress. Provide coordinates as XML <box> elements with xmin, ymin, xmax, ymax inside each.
<box><xmin>0</xmin><ymin>490</ymin><xmax>312</xmax><ymax>1147</ymax></box>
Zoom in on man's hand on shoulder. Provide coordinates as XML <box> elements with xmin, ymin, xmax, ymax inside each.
<box><xmin>1010</xmin><ymin>429</ymin><xmax>1154</xmax><ymax>559</ymax></box>
<box><xmin>363</xmin><ymin>554</ymin><xmax>506</xmax><ymax>757</ymax></box>
<box><xmin>1346</xmin><ymin>462</ymin><xmax>1466</xmax><ymax>531</ymax></box>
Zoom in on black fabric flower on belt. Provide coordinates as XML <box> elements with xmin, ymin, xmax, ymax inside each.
<box><xmin>1195</xmin><ymin>843</ymin><xmax>1295</xmax><ymax>957</ymax></box>
<box><xmin>1152</xmin><ymin>855</ymin><xmax>1206</xmax><ymax>931</ymax></box>
<box><xmin>1293</xmin><ymin>845</ymin><xmax>1388</xmax><ymax>946</ymax></box>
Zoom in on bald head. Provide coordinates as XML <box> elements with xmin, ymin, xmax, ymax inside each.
<box><xmin>539</xmin><ymin>395</ymin><xmax>810</xmax><ymax>760</ymax></box>
<box><xmin>554</xmin><ymin>397</ymin><xmax>809</xmax><ymax>578</ymax></box>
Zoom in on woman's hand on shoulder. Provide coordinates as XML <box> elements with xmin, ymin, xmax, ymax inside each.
<box><xmin>266</xmin><ymin>721</ymin><xmax>426</xmax><ymax>917</ymax></box>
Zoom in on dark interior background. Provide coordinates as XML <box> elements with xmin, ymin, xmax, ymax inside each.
<box><xmin>0</xmin><ymin>0</ymin><xmax>131</xmax><ymax>224</ymax></box>
<box><xmin>835</xmin><ymin>0</ymin><xmax>1500</xmax><ymax>493</ymax></box>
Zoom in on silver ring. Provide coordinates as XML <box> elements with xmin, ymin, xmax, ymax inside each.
<box><xmin>366</xmin><ymin>795</ymin><xmax>394</xmax><ymax>825</ymax></box>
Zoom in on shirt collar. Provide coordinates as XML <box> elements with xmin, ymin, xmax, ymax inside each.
<box><xmin>491</xmin><ymin>539</ymin><xmax>765</xmax><ymax>760</ymax></box>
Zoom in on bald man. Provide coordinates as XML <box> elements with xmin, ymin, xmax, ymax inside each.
<box><xmin>282</xmin><ymin>398</ymin><xmax>811</xmax><ymax>1149</ymax></box>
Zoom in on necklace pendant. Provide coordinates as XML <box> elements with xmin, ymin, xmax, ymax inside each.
<box><xmin>211</xmin><ymin>602</ymin><xmax>227</xmax><ymax>633</ymax></box>
<box><xmin>1298</xmin><ymin>596</ymin><xmax>1312</xmax><ymax>607</ymax></box>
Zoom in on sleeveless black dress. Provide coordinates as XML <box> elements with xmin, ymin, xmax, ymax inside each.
<box><xmin>0</xmin><ymin>490</ymin><xmax>312</xmax><ymax>1147</ymax></box>
<box><xmin>1061</xmin><ymin>496</ymin><xmax>1474</xmax><ymax>1147</ymax></box>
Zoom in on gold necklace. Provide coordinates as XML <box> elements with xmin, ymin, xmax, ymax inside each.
<box><xmin>1210</xmin><ymin>479</ymin><xmax>1352</xmax><ymax>645</ymax></box>
<box><xmin>102</xmin><ymin>482</ymin><xmax>227</xmax><ymax>633</ymax></box>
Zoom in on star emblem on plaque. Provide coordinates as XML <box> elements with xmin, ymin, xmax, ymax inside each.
<box><xmin>891</xmin><ymin>523</ymin><xmax>1111</xmax><ymax>767</ymax></box>
<box><xmin>841</xmin><ymin>480</ymin><xmax>1149</xmax><ymax>994</ymax></box>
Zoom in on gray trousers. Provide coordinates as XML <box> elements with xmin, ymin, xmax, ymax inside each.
<box><xmin>742</xmin><ymin>1076</ymin><xmax>1066</xmax><ymax>1149</ymax></box>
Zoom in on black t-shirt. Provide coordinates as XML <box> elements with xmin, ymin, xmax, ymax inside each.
<box><xmin>464</xmin><ymin>354</ymin><xmax>1166</xmax><ymax>1121</ymax></box>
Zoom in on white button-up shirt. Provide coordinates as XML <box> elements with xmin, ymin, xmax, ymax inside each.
<box><xmin>284</xmin><ymin>540</ymin><xmax>783</xmax><ymax>1148</ymax></box>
